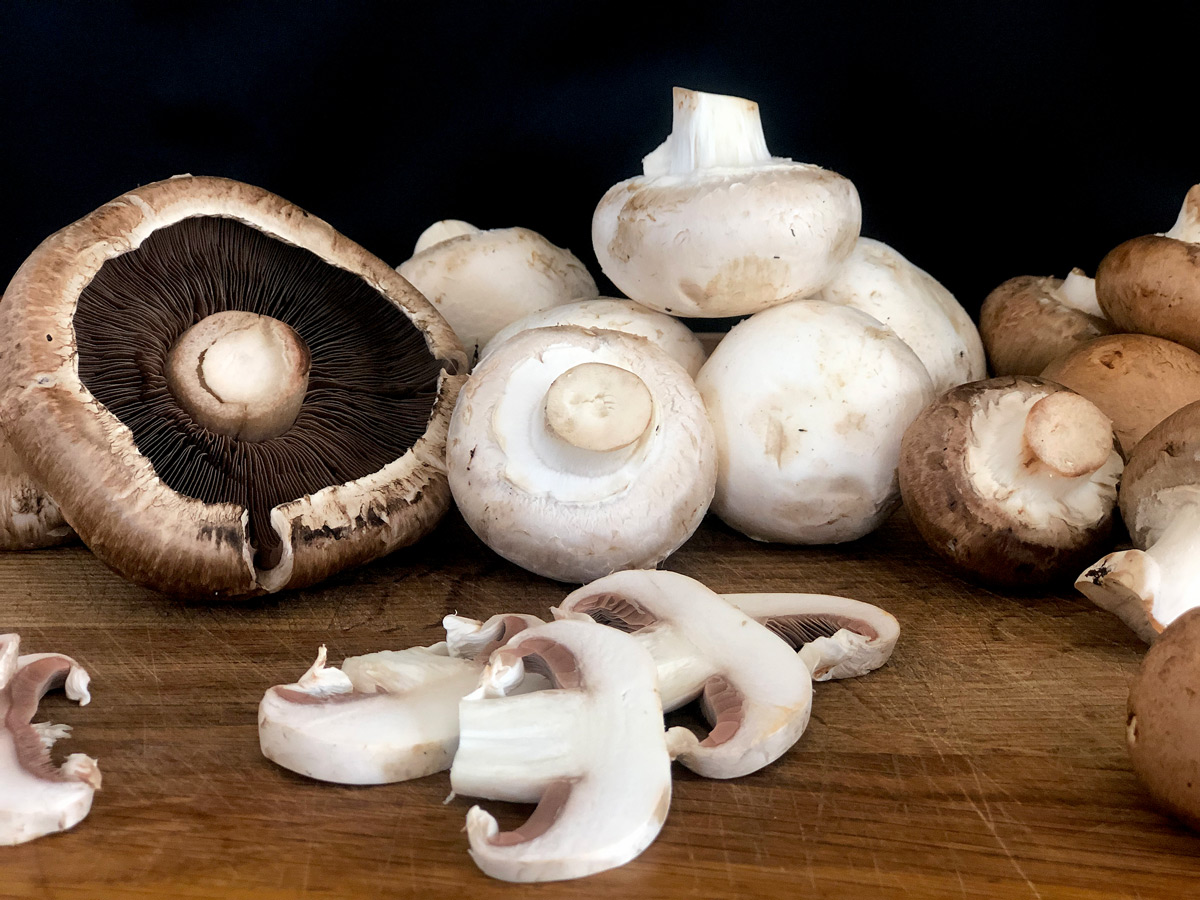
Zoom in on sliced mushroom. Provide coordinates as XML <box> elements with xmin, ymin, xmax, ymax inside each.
<box><xmin>592</xmin><ymin>87</ymin><xmax>860</xmax><ymax>317</ymax></box>
<box><xmin>723</xmin><ymin>593</ymin><xmax>900</xmax><ymax>681</ymax></box>
<box><xmin>1</xmin><ymin>634</ymin><xmax>100</xmax><ymax>846</ymax></box>
<box><xmin>0</xmin><ymin>176</ymin><xmax>466</xmax><ymax>597</ymax></box>
<box><xmin>450</xmin><ymin>619</ymin><xmax>672</xmax><ymax>882</ymax></box>
<box><xmin>479</xmin><ymin>298</ymin><xmax>707</xmax><ymax>379</ymax></box>
<box><xmin>555</xmin><ymin>570</ymin><xmax>813</xmax><ymax>779</ymax></box>
<box><xmin>447</xmin><ymin>326</ymin><xmax>716</xmax><ymax>582</ymax></box>
<box><xmin>258</xmin><ymin>643</ymin><xmax>484</xmax><ymax>785</ymax></box>
<box><xmin>397</xmin><ymin>220</ymin><xmax>598</xmax><ymax>362</ymax></box>
<box><xmin>900</xmin><ymin>377</ymin><xmax>1122</xmax><ymax>586</ymax></box>
<box><xmin>1077</xmin><ymin>400</ymin><xmax>1200</xmax><ymax>641</ymax></box>
<box><xmin>443</xmin><ymin>612</ymin><xmax>546</xmax><ymax>661</ymax></box>
<box><xmin>815</xmin><ymin>237</ymin><xmax>986</xmax><ymax>393</ymax></box>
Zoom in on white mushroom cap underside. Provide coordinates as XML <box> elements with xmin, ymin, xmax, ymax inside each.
<box><xmin>965</xmin><ymin>390</ymin><xmax>1121</xmax><ymax>532</ymax></box>
<box><xmin>447</xmin><ymin>327</ymin><xmax>716</xmax><ymax>582</ymax></box>
<box><xmin>815</xmin><ymin>237</ymin><xmax>986</xmax><ymax>393</ymax></box>
<box><xmin>697</xmin><ymin>300</ymin><xmax>934</xmax><ymax>544</ymax></box>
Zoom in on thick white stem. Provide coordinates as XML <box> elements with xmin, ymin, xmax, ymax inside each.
<box><xmin>1164</xmin><ymin>185</ymin><xmax>1200</xmax><ymax>243</ymax></box>
<box><xmin>642</xmin><ymin>87</ymin><xmax>773</xmax><ymax>178</ymax></box>
<box><xmin>1056</xmin><ymin>268</ymin><xmax>1103</xmax><ymax>318</ymax></box>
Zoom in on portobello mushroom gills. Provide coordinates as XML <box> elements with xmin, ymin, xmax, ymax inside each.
<box><xmin>74</xmin><ymin>216</ymin><xmax>443</xmax><ymax>573</ymax></box>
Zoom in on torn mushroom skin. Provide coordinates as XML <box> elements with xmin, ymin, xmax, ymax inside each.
<box><xmin>397</xmin><ymin>220</ymin><xmax>599</xmax><ymax>363</ymax></box>
<box><xmin>1077</xmin><ymin>400</ymin><xmax>1200</xmax><ymax>642</ymax></box>
<box><xmin>592</xmin><ymin>87</ymin><xmax>861</xmax><ymax>317</ymax></box>
<box><xmin>900</xmin><ymin>377</ymin><xmax>1122</xmax><ymax>587</ymax></box>
<box><xmin>450</xmin><ymin>619</ymin><xmax>673</xmax><ymax>883</ymax></box>
<box><xmin>555</xmin><ymin>570</ymin><xmax>813</xmax><ymax>779</ymax></box>
<box><xmin>0</xmin><ymin>176</ymin><xmax>466</xmax><ymax>598</ymax></box>
<box><xmin>1</xmin><ymin>634</ymin><xmax>100</xmax><ymax>846</ymax></box>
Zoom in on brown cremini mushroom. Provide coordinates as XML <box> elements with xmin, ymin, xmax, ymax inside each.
<box><xmin>0</xmin><ymin>425</ymin><xmax>72</xmax><ymax>549</ymax></box>
<box><xmin>0</xmin><ymin>176</ymin><xmax>466</xmax><ymax>598</ymax></box>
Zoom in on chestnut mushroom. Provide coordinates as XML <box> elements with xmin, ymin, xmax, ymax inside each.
<box><xmin>0</xmin><ymin>425</ymin><xmax>72</xmax><ymax>549</ymax></box>
<box><xmin>0</xmin><ymin>176</ymin><xmax>466</xmax><ymax>598</ymax></box>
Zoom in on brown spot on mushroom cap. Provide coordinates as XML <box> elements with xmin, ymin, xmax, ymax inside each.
<box><xmin>898</xmin><ymin>376</ymin><xmax>1118</xmax><ymax>587</ymax></box>
<box><xmin>1097</xmin><ymin>235</ymin><xmax>1200</xmax><ymax>353</ymax></box>
<box><xmin>1116</xmin><ymin>399</ymin><xmax>1200</xmax><ymax>546</ymax></box>
<box><xmin>1040</xmin><ymin>334</ymin><xmax>1200</xmax><ymax>458</ymax></box>
<box><xmin>980</xmin><ymin>275</ymin><xmax>1113</xmax><ymax>376</ymax></box>
<box><xmin>1127</xmin><ymin>607</ymin><xmax>1200</xmax><ymax>830</ymax></box>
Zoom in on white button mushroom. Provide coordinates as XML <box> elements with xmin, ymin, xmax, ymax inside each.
<box><xmin>592</xmin><ymin>87</ymin><xmax>861</xmax><ymax>318</ymax></box>
<box><xmin>447</xmin><ymin>325</ymin><xmax>717</xmax><ymax>582</ymax></box>
<box><xmin>696</xmin><ymin>299</ymin><xmax>934</xmax><ymax>544</ymax></box>
<box><xmin>814</xmin><ymin>237</ymin><xmax>986</xmax><ymax>393</ymax></box>
<box><xmin>397</xmin><ymin>221</ymin><xmax>599</xmax><ymax>362</ymax></box>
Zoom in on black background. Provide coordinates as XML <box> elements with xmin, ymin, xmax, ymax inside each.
<box><xmin>2</xmin><ymin>1</ymin><xmax>1196</xmax><ymax>324</ymax></box>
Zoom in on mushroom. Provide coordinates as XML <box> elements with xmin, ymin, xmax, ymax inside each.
<box><xmin>1040</xmin><ymin>333</ymin><xmax>1200</xmax><ymax>457</ymax></box>
<box><xmin>0</xmin><ymin>175</ymin><xmax>466</xmax><ymax>598</ymax></box>
<box><xmin>723</xmin><ymin>593</ymin><xmax>900</xmax><ymax>681</ymax></box>
<box><xmin>980</xmin><ymin>269</ymin><xmax>1114</xmax><ymax>376</ymax></box>
<box><xmin>555</xmin><ymin>570</ymin><xmax>814</xmax><ymax>779</ymax></box>
<box><xmin>397</xmin><ymin>220</ymin><xmax>598</xmax><ymax>362</ymax></box>
<box><xmin>1126</xmin><ymin>607</ymin><xmax>1200</xmax><ymax>829</ymax></box>
<box><xmin>1</xmin><ymin>634</ymin><xmax>100</xmax><ymax>846</ymax></box>
<box><xmin>0</xmin><ymin>425</ymin><xmax>72</xmax><ymax>549</ymax></box>
<box><xmin>1096</xmin><ymin>185</ymin><xmax>1200</xmax><ymax>353</ymax></box>
<box><xmin>450</xmin><ymin>618</ymin><xmax>673</xmax><ymax>882</ymax></box>
<box><xmin>696</xmin><ymin>299</ymin><xmax>934</xmax><ymax>544</ymax></box>
<box><xmin>447</xmin><ymin>325</ymin><xmax>716</xmax><ymax>582</ymax></box>
<box><xmin>592</xmin><ymin>87</ymin><xmax>861</xmax><ymax>317</ymax></box>
<box><xmin>1076</xmin><ymin>400</ymin><xmax>1200</xmax><ymax>641</ymax></box>
<box><xmin>899</xmin><ymin>377</ymin><xmax>1122</xmax><ymax>586</ymax></box>
<box><xmin>814</xmin><ymin>237</ymin><xmax>986</xmax><ymax>393</ymax></box>
<box><xmin>479</xmin><ymin>298</ymin><xmax>707</xmax><ymax>379</ymax></box>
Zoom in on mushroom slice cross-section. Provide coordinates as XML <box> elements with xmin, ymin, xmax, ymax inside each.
<box><xmin>1</xmin><ymin>634</ymin><xmax>100</xmax><ymax>846</ymax></box>
<box><xmin>450</xmin><ymin>619</ymin><xmax>673</xmax><ymax>883</ymax></box>
<box><xmin>258</xmin><ymin>642</ymin><xmax>484</xmax><ymax>785</ymax></box>
<box><xmin>723</xmin><ymin>593</ymin><xmax>900</xmax><ymax>681</ymax></box>
<box><xmin>0</xmin><ymin>176</ymin><xmax>466</xmax><ymax>597</ymax></box>
<box><xmin>555</xmin><ymin>570</ymin><xmax>814</xmax><ymax>779</ymax></box>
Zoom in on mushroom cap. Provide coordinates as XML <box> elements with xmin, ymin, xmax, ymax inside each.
<box><xmin>0</xmin><ymin>175</ymin><xmax>466</xmax><ymax>598</ymax></box>
<box><xmin>980</xmin><ymin>274</ymin><xmax>1114</xmax><ymax>376</ymax></box>
<box><xmin>1040</xmin><ymin>333</ymin><xmax>1200</xmax><ymax>457</ymax></box>
<box><xmin>899</xmin><ymin>376</ymin><xmax>1121</xmax><ymax>586</ymax></box>
<box><xmin>0</xmin><ymin>426</ymin><xmax>72</xmax><ymax>549</ymax></box>
<box><xmin>397</xmin><ymin>225</ymin><xmax>598</xmax><ymax>361</ymax></box>
<box><xmin>815</xmin><ymin>236</ymin><xmax>986</xmax><ymax>393</ymax></box>
<box><xmin>479</xmin><ymin>298</ymin><xmax>707</xmax><ymax>379</ymax></box>
<box><xmin>1117</xmin><ymin>399</ymin><xmax>1200</xmax><ymax>548</ymax></box>
<box><xmin>446</xmin><ymin>325</ymin><xmax>716</xmax><ymax>582</ymax></box>
<box><xmin>696</xmin><ymin>299</ymin><xmax>934</xmax><ymax>544</ymax></box>
<box><xmin>592</xmin><ymin>163</ymin><xmax>860</xmax><ymax>318</ymax></box>
<box><xmin>1127</xmin><ymin>606</ymin><xmax>1200</xmax><ymax>830</ymax></box>
<box><xmin>1097</xmin><ymin>187</ymin><xmax>1200</xmax><ymax>353</ymax></box>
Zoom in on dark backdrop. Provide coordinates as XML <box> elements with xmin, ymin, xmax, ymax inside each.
<box><xmin>2</xmin><ymin>1</ymin><xmax>1195</xmax><ymax>324</ymax></box>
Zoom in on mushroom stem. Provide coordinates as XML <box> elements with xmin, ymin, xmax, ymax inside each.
<box><xmin>166</xmin><ymin>311</ymin><xmax>311</xmax><ymax>442</ymax></box>
<box><xmin>1077</xmin><ymin>496</ymin><xmax>1200</xmax><ymax>641</ymax></box>
<box><xmin>1056</xmin><ymin>268</ymin><xmax>1104</xmax><ymax>318</ymax></box>
<box><xmin>1020</xmin><ymin>391</ymin><xmax>1114</xmax><ymax>478</ymax></box>
<box><xmin>1164</xmin><ymin>185</ymin><xmax>1200</xmax><ymax>243</ymax></box>
<box><xmin>642</xmin><ymin>87</ymin><xmax>773</xmax><ymax>178</ymax></box>
<box><xmin>543</xmin><ymin>362</ymin><xmax>653</xmax><ymax>452</ymax></box>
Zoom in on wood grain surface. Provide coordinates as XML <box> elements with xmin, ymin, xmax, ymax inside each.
<box><xmin>1</xmin><ymin>509</ymin><xmax>1196</xmax><ymax>899</ymax></box>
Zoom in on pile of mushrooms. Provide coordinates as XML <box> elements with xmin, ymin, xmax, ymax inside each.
<box><xmin>259</xmin><ymin>570</ymin><xmax>900</xmax><ymax>882</ymax></box>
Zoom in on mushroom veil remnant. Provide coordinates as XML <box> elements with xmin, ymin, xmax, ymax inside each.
<box><xmin>1</xmin><ymin>634</ymin><xmax>100</xmax><ymax>846</ymax></box>
<box><xmin>0</xmin><ymin>176</ymin><xmax>466</xmax><ymax>597</ymax></box>
<box><xmin>592</xmin><ymin>87</ymin><xmax>861</xmax><ymax>317</ymax></box>
<box><xmin>0</xmin><ymin>425</ymin><xmax>72</xmax><ymax>549</ymax></box>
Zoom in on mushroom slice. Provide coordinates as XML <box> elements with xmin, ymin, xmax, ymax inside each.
<box><xmin>592</xmin><ymin>87</ymin><xmax>861</xmax><ymax>318</ymax></box>
<box><xmin>1076</xmin><ymin>400</ymin><xmax>1200</xmax><ymax>642</ymax></box>
<box><xmin>443</xmin><ymin>612</ymin><xmax>545</xmax><ymax>661</ymax></box>
<box><xmin>1096</xmin><ymin>185</ymin><xmax>1200</xmax><ymax>353</ymax></box>
<box><xmin>259</xmin><ymin>642</ymin><xmax>483</xmax><ymax>785</ymax></box>
<box><xmin>0</xmin><ymin>176</ymin><xmax>466</xmax><ymax>597</ymax></box>
<box><xmin>723</xmin><ymin>593</ymin><xmax>900</xmax><ymax>681</ymax></box>
<box><xmin>555</xmin><ymin>570</ymin><xmax>813</xmax><ymax>779</ymax></box>
<box><xmin>900</xmin><ymin>377</ymin><xmax>1122</xmax><ymax>587</ymax></box>
<box><xmin>450</xmin><ymin>619</ymin><xmax>672</xmax><ymax>883</ymax></box>
<box><xmin>397</xmin><ymin>220</ymin><xmax>598</xmax><ymax>363</ymax></box>
<box><xmin>0</xmin><ymin>425</ymin><xmax>72</xmax><ymax>550</ymax></box>
<box><xmin>1</xmin><ymin>634</ymin><xmax>100</xmax><ymax>846</ymax></box>
<box><xmin>447</xmin><ymin>326</ymin><xmax>716</xmax><ymax>582</ymax></box>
